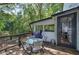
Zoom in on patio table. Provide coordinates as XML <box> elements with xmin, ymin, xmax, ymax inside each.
<box><xmin>22</xmin><ymin>37</ymin><xmax>44</xmax><ymax>54</ymax></box>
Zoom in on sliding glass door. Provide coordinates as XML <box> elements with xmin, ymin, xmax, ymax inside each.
<box><xmin>57</xmin><ymin>13</ymin><xmax>77</xmax><ymax>48</ymax></box>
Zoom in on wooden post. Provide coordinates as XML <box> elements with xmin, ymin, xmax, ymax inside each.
<box><xmin>18</xmin><ymin>36</ymin><xmax>21</xmax><ymax>48</ymax></box>
<box><xmin>34</xmin><ymin>25</ymin><xmax>36</xmax><ymax>32</ymax></box>
<box><xmin>10</xmin><ymin>36</ymin><xmax>12</xmax><ymax>40</ymax></box>
<box><xmin>43</xmin><ymin>25</ymin><xmax>45</xmax><ymax>31</ymax></box>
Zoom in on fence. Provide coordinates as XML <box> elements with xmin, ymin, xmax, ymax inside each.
<box><xmin>0</xmin><ymin>32</ymin><xmax>32</xmax><ymax>54</ymax></box>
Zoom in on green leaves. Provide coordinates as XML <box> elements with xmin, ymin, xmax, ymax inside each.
<box><xmin>0</xmin><ymin>20</ymin><xmax>5</xmax><ymax>31</ymax></box>
<box><xmin>0</xmin><ymin>3</ymin><xmax>64</xmax><ymax>36</ymax></box>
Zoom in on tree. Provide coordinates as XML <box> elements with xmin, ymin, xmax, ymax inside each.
<box><xmin>0</xmin><ymin>3</ymin><xmax>64</xmax><ymax>36</ymax></box>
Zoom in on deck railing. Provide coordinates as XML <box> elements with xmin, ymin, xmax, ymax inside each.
<box><xmin>0</xmin><ymin>32</ymin><xmax>32</xmax><ymax>54</ymax></box>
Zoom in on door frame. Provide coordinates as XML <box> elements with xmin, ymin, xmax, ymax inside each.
<box><xmin>57</xmin><ymin>12</ymin><xmax>77</xmax><ymax>49</ymax></box>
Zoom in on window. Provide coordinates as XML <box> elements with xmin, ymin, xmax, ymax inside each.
<box><xmin>36</xmin><ymin>25</ymin><xmax>43</xmax><ymax>31</ymax></box>
<box><xmin>44</xmin><ymin>24</ymin><xmax>55</xmax><ymax>32</ymax></box>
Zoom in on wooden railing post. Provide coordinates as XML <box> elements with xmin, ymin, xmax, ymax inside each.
<box><xmin>10</xmin><ymin>36</ymin><xmax>12</xmax><ymax>40</ymax></box>
<box><xmin>18</xmin><ymin>36</ymin><xmax>21</xmax><ymax>48</ymax></box>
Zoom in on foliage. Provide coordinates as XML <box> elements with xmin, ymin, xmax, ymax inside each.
<box><xmin>0</xmin><ymin>3</ymin><xmax>64</xmax><ymax>36</ymax></box>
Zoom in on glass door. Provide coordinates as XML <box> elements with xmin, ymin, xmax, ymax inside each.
<box><xmin>57</xmin><ymin>13</ymin><xmax>76</xmax><ymax>48</ymax></box>
<box><xmin>60</xmin><ymin>15</ymin><xmax>72</xmax><ymax>45</ymax></box>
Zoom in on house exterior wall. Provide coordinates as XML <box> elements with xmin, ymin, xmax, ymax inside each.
<box><xmin>31</xmin><ymin>18</ymin><xmax>57</xmax><ymax>45</ymax></box>
<box><xmin>42</xmin><ymin>32</ymin><xmax>56</xmax><ymax>43</ymax></box>
<box><xmin>31</xmin><ymin>8</ymin><xmax>79</xmax><ymax>50</ymax></box>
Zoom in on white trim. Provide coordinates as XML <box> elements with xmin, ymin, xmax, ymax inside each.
<box><xmin>77</xmin><ymin>10</ymin><xmax>79</xmax><ymax>51</ymax></box>
<box><xmin>32</xmin><ymin>19</ymin><xmax>55</xmax><ymax>26</ymax></box>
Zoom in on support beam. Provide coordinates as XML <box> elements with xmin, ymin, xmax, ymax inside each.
<box><xmin>77</xmin><ymin>10</ymin><xmax>79</xmax><ymax>51</ymax></box>
<box><xmin>43</xmin><ymin>25</ymin><xmax>45</xmax><ymax>31</ymax></box>
<box><xmin>33</xmin><ymin>25</ymin><xmax>36</xmax><ymax>32</ymax></box>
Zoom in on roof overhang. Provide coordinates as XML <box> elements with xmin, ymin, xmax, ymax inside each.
<box><xmin>30</xmin><ymin>6</ymin><xmax>79</xmax><ymax>26</ymax></box>
<box><xmin>30</xmin><ymin>17</ymin><xmax>55</xmax><ymax>26</ymax></box>
<box><xmin>30</xmin><ymin>17</ymin><xmax>52</xmax><ymax>25</ymax></box>
<box><xmin>52</xmin><ymin>6</ymin><xmax>79</xmax><ymax>17</ymax></box>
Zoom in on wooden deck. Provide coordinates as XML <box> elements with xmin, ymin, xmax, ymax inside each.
<box><xmin>0</xmin><ymin>32</ymin><xmax>79</xmax><ymax>55</ymax></box>
<box><xmin>0</xmin><ymin>42</ymin><xmax>79</xmax><ymax>55</ymax></box>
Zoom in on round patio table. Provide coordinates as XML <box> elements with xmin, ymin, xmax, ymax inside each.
<box><xmin>22</xmin><ymin>37</ymin><xmax>44</xmax><ymax>54</ymax></box>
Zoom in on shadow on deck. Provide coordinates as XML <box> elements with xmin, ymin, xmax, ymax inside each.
<box><xmin>43</xmin><ymin>42</ymin><xmax>79</xmax><ymax>55</ymax></box>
